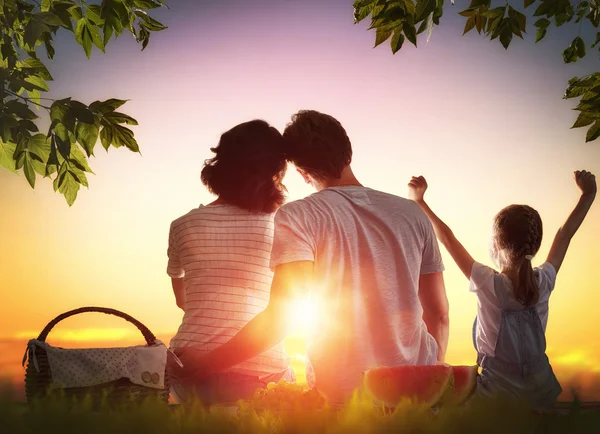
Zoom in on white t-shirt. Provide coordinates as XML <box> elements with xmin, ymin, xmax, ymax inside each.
<box><xmin>167</xmin><ymin>204</ymin><xmax>291</xmax><ymax>378</ymax></box>
<box><xmin>469</xmin><ymin>261</ymin><xmax>557</xmax><ymax>358</ymax></box>
<box><xmin>269</xmin><ymin>186</ymin><xmax>445</xmax><ymax>402</ymax></box>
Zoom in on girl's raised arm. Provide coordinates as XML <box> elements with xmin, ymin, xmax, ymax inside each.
<box><xmin>546</xmin><ymin>170</ymin><xmax>596</xmax><ymax>273</ymax></box>
<box><xmin>409</xmin><ymin>176</ymin><xmax>475</xmax><ymax>280</ymax></box>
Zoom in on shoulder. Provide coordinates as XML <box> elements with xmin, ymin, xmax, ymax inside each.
<box><xmin>169</xmin><ymin>207</ymin><xmax>199</xmax><ymax>231</ymax></box>
<box><xmin>535</xmin><ymin>262</ymin><xmax>558</xmax><ymax>292</ymax></box>
<box><xmin>469</xmin><ymin>262</ymin><xmax>498</xmax><ymax>293</ymax></box>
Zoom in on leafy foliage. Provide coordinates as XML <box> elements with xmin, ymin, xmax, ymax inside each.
<box><xmin>354</xmin><ymin>0</ymin><xmax>600</xmax><ymax>142</ymax></box>
<box><xmin>0</xmin><ymin>0</ymin><xmax>167</xmax><ymax>205</ymax></box>
<box><xmin>1</xmin><ymin>381</ymin><xmax>600</xmax><ymax>434</ymax></box>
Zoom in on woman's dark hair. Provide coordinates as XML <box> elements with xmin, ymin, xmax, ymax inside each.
<box><xmin>493</xmin><ymin>204</ymin><xmax>544</xmax><ymax>307</ymax></box>
<box><xmin>200</xmin><ymin>120</ymin><xmax>287</xmax><ymax>213</ymax></box>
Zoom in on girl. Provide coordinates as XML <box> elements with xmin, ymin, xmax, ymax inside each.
<box><xmin>408</xmin><ymin>170</ymin><xmax>596</xmax><ymax>410</ymax></box>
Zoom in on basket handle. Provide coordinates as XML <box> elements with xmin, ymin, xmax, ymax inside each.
<box><xmin>36</xmin><ymin>307</ymin><xmax>157</xmax><ymax>346</ymax></box>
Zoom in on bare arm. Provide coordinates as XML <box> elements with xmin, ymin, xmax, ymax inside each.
<box><xmin>418</xmin><ymin>272</ymin><xmax>449</xmax><ymax>363</ymax></box>
<box><xmin>171</xmin><ymin>278</ymin><xmax>185</xmax><ymax>311</ymax></box>
<box><xmin>547</xmin><ymin>170</ymin><xmax>596</xmax><ymax>273</ymax></box>
<box><xmin>409</xmin><ymin>176</ymin><xmax>475</xmax><ymax>280</ymax></box>
<box><xmin>174</xmin><ymin>261</ymin><xmax>313</xmax><ymax>379</ymax></box>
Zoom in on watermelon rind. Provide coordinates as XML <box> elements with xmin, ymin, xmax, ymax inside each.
<box><xmin>448</xmin><ymin>365</ymin><xmax>479</xmax><ymax>405</ymax></box>
<box><xmin>363</xmin><ymin>365</ymin><xmax>454</xmax><ymax>408</ymax></box>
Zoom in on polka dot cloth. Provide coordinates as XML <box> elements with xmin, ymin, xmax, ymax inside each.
<box><xmin>25</xmin><ymin>340</ymin><xmax>168</xmax><ymax>390</ymax></box>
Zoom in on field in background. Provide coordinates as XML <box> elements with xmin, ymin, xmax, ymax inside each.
<box><xmin>2</xmin><ymin>335</ymin><xmax>599</xmax><ymax>402</ymax></box>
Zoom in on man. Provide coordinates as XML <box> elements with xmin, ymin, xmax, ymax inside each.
<box><xmin>174</xmin><ymin>110</ymin><xmax>449</xmax><ymax>403</ymax></box>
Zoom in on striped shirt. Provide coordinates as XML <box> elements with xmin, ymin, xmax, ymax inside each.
<box><xmin>167</xmin><ymin>203</ymin><xmax>291</xmax><ymax>378</ymax></box>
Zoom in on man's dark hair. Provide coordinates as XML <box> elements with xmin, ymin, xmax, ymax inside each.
<box><xmin>282</xmin><ymin>110</ymin><xmax>352</xmax><ymax>180</ymax></box>
<box><xmin>201</xmin><ymin>120</ymin><xmax>287</xmax><ymax>213</ymax></box>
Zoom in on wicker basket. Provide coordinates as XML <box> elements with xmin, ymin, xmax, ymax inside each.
<box><xmin>23</xmin><ymin>307</ymin><xmax>170</xmax><ymax>407</ymax></box>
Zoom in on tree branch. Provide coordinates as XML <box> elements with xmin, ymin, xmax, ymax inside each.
<box><xmin>5</xmin><ymin>89</ymin><xmax>52</xmax><ymax>110</ymax></box>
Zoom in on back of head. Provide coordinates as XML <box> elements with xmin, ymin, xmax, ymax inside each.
<box><xmin>493</xmin><ymin>205</ymin><xmax>544</xmax><ymax>306</ymax></box>
<box><xmin>200</xmin><ymin>120</ymin><xmax>287</xmax><ymax>214</ymax></box>
<box><xmin>282</xmin><ymin>110</ymin><xmax>352</xmax><ymax>181</ymax></box>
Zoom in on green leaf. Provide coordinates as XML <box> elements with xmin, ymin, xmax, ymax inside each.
<box><xmin>112</xmin><ymin>124</ymin><xmax>139</xmax><ymax>153</ymax></box>
<box><xmin>475</xmin><ymin>13</ymin><xmax>487</xmax><ymax>34</ymax></box>
<box><xmin>576</xmin><ymin>36</ymin><xmax>586</xmax><ymax>59</ymax></box>
<box><xmin>103</xmin><ymin>112</ymin><xmax>139</xmax><ymax>125</ymax></box>
<box><xmin>564</xmin><ymin>74</ymin><xmax>600</xmax><ymax>99</ymax></box>
<box><xmin>54</xmin><ymin>128</ymin><xmax>72</xmax><ymax>158</ymax></box>
<box><xmin>533</xmin><ymin>1</ymin><xmax>552</xmax><ymax>17</ymax></box>
<box><xmin>57</xmin><ymin>168</ymin><xmax>81</xmax><ymax>206</ymax></box>
<box><xmin>69</xmin><ymin>101</ymin><xmax>95</xmax><ymax>124</ymax></box>
<box><xmin>69</xmin><ymin>144</ymin><xmax>94</xmax><ymax>173</ymax></box>
<box><xmin>0</xmin><ymin>139</ymin><xmax>17</xmax><ymax>173</ymax></box>
<box><xmin>592</xmin><ymin>32</ymin><xmax>600</xmax><ymax>48</ymax></box>
<box><xmin>69</xmin><ymin>4</ymin><xmax>84</xmax><ymax>20</ymax></box>
<box><xmin>101</xmin><ymin>0</ymin><xmax>126</xmax><ymax>44</ymax></box>
<box><xmin>563</xmin><ymin>37</ymin><xmax>586</xmax><ymax>63</ymax></box>
<box><xmin>90</xmin><ymin>98</ymin><xmax>128</xmax><ymax>114</ymax></box>
<box><xmin>41</xmin><ymin>0</ymin><xmax>52</xmax><ymax>12</ymax></box>
<box><xmin>463</xmin><ymin>15</ymin><xmax>476</xmax><ymax>35</ymax></box>
<box><xmin>23</xmin><ymin>153</ymin><xmax>36</xmax><ymax>188</ymax></box>
<box><xmin>23</xmin><ymin>21</ymin><xmax>51</xmax><ymax>48</ymax></box>
<box><xmin>374</xmin><ymin>28</ymin><xmax>394</xmax><ymax>47</ymax></box>
<box><xmin>508</xmin><ymin>6</ymin><xmax>526</xmax><ymax>33</ymax></box>
<box><xmin>88</xmin><ymin>22</ymin><xmax>105</xmax><ymax>52</ymax></box>
<box><xmin>50</xmin><ymin>99</ymin><xmax>76</xmax><ymax>131</ymax></box>
<box><xmin>534</xmin><ymin>18</ymin><xmax>550</xmax><ymax>28</ymax></box>
<box><xmin>499</xmin><ymin>19</ymin><xmax>513</xmax><ymax>49</ymax></box>
<box><xmin>27</xmin><ymin>89</ymin><xmax>41</xmax><ymax>108</ymax></box>
<box><xmin>5</xmin><ymin>100</ymin><xmax>38</xmax><ymax>120</ymax></box>
<box><xmin>24</xmin><ymin>75</ymin><xmax>50</xmax><ymax>92</ymax></box>
<box><xmin>34</xmin><ymin>12</ymin><xmax>63</xmax><ymax>26</ymax></box>
<box><xmin>27</xmin><ymin>134</ymin><xmax>52</xmax><ymax>176</ymax></box>
<box><xmin>536</xmin><ymin>27</ymin><xmax>547</xmax><ymax>42</ymax></box>
<box><xmin>134</xmin><ymin>10</ymin><xmax>167</xmax><ymax>31</ymax></box>
<box><xmin>86</xmin><ymin>5</ymin><xmax>105</xmax><ymax>26</ymax></box>
<box><xmin>134</xmin><ymin>0</ymin><xmax>163</xmax><ymax>9</ymax></box>
<box><xmin>390</xmin><ymin>28</ymin><xmax>405</xmax><ymax>54</ymax></box>
<box><xmin>99</xmin><ymin>124</ymin><xmax>113</xmax><ymax>151</ymax></box>
<box><xmin>524</xmin><ymin>0</ymin><xmax>535</xmax><ymax>8</ymax></box>
<box><xmin>53</xmin><ymin>162</ymin><xmax>68</xmax><ymax>192</ymax></box>
<box><xmin>416</xmin><ymin>0</ymin><xmax>436</xmax><ymax>22</ymax></box>
<box><xmin>402</xmin><ymin>0</ymin><xmax>416</xmax><ymax>17</ymax></box>
<box><xmin>572</xmin><ymin>112</ymin><xmax>596</xmax><ymax>129</ymax></box>
<box><xmin>18</xmin><ymin>57</ymin><xmax>53</xmax><ymax>81</ymax></box>
<box><xmin>75</xmin><ymin>18</ymin><xmax>93</xmax><ymax>58</ymax></box>
<box><xmin>403</xmin><ymin>20</ymin><xmax>417</xmax><ymax>46</ymax></box>
<box><xmin>76</xmin><ymin>121</ymin><xmax>100</xmax><ymax>156</ymax></box>
<box><xmin>585</xmin><ymin>121</ymin><xmax>600</xmax><ymax>142</ymax></box>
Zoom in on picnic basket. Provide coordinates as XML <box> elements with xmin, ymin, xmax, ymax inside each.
<box><xmin>22</xmin><ymin>307</ymin><xmax>171</xmax><ymax>407</ymax></box>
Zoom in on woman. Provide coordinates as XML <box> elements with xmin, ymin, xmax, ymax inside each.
<box><xmin>166</xmin><ymin>120</ymin><xmax>295</xmax><ymax>404</ymax></box>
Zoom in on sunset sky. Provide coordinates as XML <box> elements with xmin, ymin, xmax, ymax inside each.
<box><xmin>1</xmin><ymin>0</ymin><xmax>600</xmax><ymax>399</ymax></box>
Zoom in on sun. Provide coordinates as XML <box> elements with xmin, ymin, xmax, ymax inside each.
<box><xmin>288</xmin><ymin>295</ymin><xmax>320</xmax><ymax>337</ymax></box>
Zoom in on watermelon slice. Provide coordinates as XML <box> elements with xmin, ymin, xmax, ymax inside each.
<box><xmin>449</xmin><ymin>365</ymin><xmax>478</xmax><ymax>405</ymax></box>
<box><xmin>363</xmin><ymin>365</ymin><xmax>453</xmax><ymax>407</ymax></box>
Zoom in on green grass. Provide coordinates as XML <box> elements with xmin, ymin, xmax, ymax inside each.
<box><xmin>1</xmin><ymin>383</ymin><xmax>599</xmax><ymax>434</ymax></box>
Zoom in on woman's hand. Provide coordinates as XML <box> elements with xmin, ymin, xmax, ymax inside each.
<box><xmin>408</xmin><ymin>176</ymin><xmax>428</xmax><ymax>203</ymax></box>
<box><xmin>575</xmin><ymin>170</ymin><xmax>596</xmax><ymax>199</ymax></box>
<box><xmin>170</xmin><ymin>347</ymin><xmax>212</xmax><ymax>382</ymax></box>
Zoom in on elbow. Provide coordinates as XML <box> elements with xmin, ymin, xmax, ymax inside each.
<box><xmin>438</xmin><ymin>312</ymin><xmax>450</xmax><ymax>327</ymax></box>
